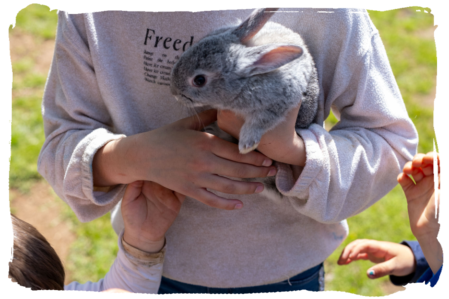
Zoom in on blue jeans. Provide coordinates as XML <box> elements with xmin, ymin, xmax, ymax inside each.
<box><xmin>158</xmin><ymin>263</ymin><xmax>325</xmax><ymax>294</ymax></box>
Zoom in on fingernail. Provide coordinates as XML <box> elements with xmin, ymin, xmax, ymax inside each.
<box><xmin>268</xmin><ymin>168</ymin><xmax>277</xmax><ymax>176</ymax></box>
<box><xmin>263</xmin><ymin>159</ymin><xmax>272</xmax><ymax>167</ymax></box>
<box><xmin>255</xmin><ymin>185</ymin><xmax>264</xmax><ymax>193</ymax></box>
<box><xmin>234</xmin><ymin>204</ymin><xmax>243</xmax><ymax>210</ymax></box>
<box><xmin>368</xmin><ymin>270</ymin><xmax>375</xmax><ymax>277</ymax></box>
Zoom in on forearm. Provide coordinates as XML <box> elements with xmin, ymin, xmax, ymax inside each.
<box><xmin>102</xmin><ymin>233</ymin><xmax>165</xmax><ymax>293</ymax></box>
<box><xmin>65</xmin><ymin>232</ymin><xmax>165</xmax><ymax>293</ymax></box>
<box><xmin>92</xmin><ymin>136</ymin><xmax>132</xmax><ymax>187</ymax></box>
<box><xmin>92</xmin><ymin>140</ymin><xmax>117</xmax><ymax>187</ymax></box>
<box><xmin>257</xmin><ymin>131</ymin><xmax>306</xmax><ymax>167</ymax></box>
<box><xmin>38</xmin><ymin>128</ymin><xmax>127</xmax><ymax>222</ymax></box>
<box><xmin>416</xmin><ymin>235</ymin><xmax>443</xmax><ymax>274</ymax></box>
<box><xmin>275</xmin><ymin>125</ymin><xmax>415</xmax><ymax>223</ymax></box>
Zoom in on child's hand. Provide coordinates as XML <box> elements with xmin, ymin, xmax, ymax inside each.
<box><xmin>217</xmin><ymin>103</ymin><xmax>306</xmax><ymax>166</ymax></box>
<box><xmin>93</xmin><ymin>110</ymin><xmax>277</xmax><ymax>211</ymax></box>
<box><xmin>397</xmin><ymin>152</ymin><xmax>440</xmax><ymax>240</ymax></box>
<box><xmin>121</xmin><ymin>181</ymin><xmax>185</xmax><ymax>253</ymax></box>
<box><xmin>337</xmin><ymin>239</ymin><xmax>415</xmax><ymax>279</ymax></box>
<box><xmin>102</xmin><ymin>288</ymin><xmax>131</xmax><ymax>293</ymax></box>
<box><xmin>397</xmin><ymin>152</ymin><xmax>442</xmax><ymax>274</ymax></box>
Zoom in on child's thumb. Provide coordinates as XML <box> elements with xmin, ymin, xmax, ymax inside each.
<box><xmin>177</xmin><ymin>109</ymin><xmax>217</xmax><ymax>131</ymax></box>
<box><xmin>366</xmin><ymin>260</ymin><xmax>396</xmax><ymax>279</ymax></box>
<box><xmin>122</xmin><ymin>181</ymin><xmax>144</xmax><ymax>204</ymax></box>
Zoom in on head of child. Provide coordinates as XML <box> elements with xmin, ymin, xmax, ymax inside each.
<box><xmin>8</xmin><ymin>214</ymin><xmax>65</xmax><ymax>290</ymax></box>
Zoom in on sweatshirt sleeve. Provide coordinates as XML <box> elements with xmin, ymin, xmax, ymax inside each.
<box><xmin>64</xmin><ymin>231</ymin><xmax>165</xmax><ymax>292</ymax></box>
<box><xmin>390</xmin><ymin>241</ymin><xmax>430</xmax><ymax>286</ymax></box>
<box><xmin>37</xmin><ymin>11</ymin><xmax>126</xmax><ymax>222</ymax></box>
<box><xmin>416</xmin><ymin>266</ymin><xmax>442</xmax><ymax>287</ymax></box>
<box><xmin>275</xmin><ymin>15</ymin><xmax>418</xmax><ymax>223</ymax></box>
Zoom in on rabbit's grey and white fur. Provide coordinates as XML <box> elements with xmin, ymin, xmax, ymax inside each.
<box><xmin>170</xmin><ymin>8</ymin><xmax>319</xmax><ymax>155</ymax></box>
<box><xmin>170</xmin><ymin>8</ymin><xmax>319</xmax><ymax>201</ymax></box>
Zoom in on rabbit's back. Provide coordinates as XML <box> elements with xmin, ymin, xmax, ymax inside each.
<box><xmin>243</xmin><ymin>21</ymin><xmax>319</xmax><ymax>127</ymax></box>
<box><xmin>247</xmin><ymin>22</ymin><xmax>307</xmax><ymax>48</ymax></box>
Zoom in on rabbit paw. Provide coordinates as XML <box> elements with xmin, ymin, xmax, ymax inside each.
<box><xmin>239</xmin><ymin>140</ymin><xmax>260</xmax><ymax>154</ymax></box>
<box><xmin>239</xmin><ymin>124</ymin><xmax>263</xmax><ymax>154</ymax></box>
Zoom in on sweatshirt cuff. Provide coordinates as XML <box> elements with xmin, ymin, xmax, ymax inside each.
<box><xmin>118</xmin><ymin>231</ymin><xmax>166</xmax><ymax>268</ymax></box>
<box><xmin>80</xmin><ymin>128</ymin><xmax>127</xmax><ymax>206</ymax></box>
<box><xmin>390</xmin><ymin>240</ymin><xmax>429</xmax><ymax>286</ymax></box>
<box><xmin>275</xmin><ymin>125</ymin><xmax>323</xmax><ymax>198</ymax></box>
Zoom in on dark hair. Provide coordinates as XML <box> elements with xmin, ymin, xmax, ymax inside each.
<box><xmin>9</xmin><ymin>214</ymin><xmax>65</xmax><ymax>290</ymax></box>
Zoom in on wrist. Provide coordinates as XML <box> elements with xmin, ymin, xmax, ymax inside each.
<box><xmin>416</xmin><ymin>236</ymin><xmax>443</xmax><ymax>274</ymax></box>
<box><xmin>413</xmin><ymin>228</ymin><xmax>440</xmax><ymax>246</ymax></box>
<box><xmin>92</xmin><ymin>137</ymin><xmax>134</xmax><ymax>186</ymax></box>
<box><xmin>121</xmin><ymin>235</ymin><xmax>166</xmax><ymax>266</ymax></box>
<box><xmin>258</xmin><ymin>132</ymin><xmax>306</xmax><ymax>166</ymax></box>
<box><xmin>401</xmin><ymin>244</ymin><xmax>417</xmax><ymax>275</ymax></box>
<box><xmin>123</xmin><ymin>230</ymin><xmax>165</xmax><ymax>253</ymax></box>
<box><xmin>290</xmin><ymin>133</ymin><xmax>307</xmax><ymax>166</ymax></box>
<box><xmin>415</xmin><ymin>234</ymin><xmax>442</xmax><ymax>255</ymax></box>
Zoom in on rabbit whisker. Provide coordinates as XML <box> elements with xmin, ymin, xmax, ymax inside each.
<box><xmin>181</xmin><ymin>94</ymin><xmax>194</xmax><ymax>103</ymax></box>
<box><xmin>186</xmin><ymin>103</ymin><xmax>205</xmax><ymax>130</ymax></box>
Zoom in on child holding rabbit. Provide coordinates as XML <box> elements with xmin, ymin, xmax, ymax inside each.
<box><xmin>338</xmin><ymin>152</ymin><xmax>442</xmax><ymax>287</ymax></box>
<box><xmin>38</xmin><ymin>8</ymin><xmax>417</xmax><ymax>293</ymax></box>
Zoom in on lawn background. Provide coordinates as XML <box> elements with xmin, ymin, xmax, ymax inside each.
<box><xmin>8</xmin><ymin>4</ymin><xmax>437</xmax><ymax>296</ymax></box>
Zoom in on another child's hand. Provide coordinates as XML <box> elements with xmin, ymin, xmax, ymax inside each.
<box><xmin>337</xmin><ymin>239</ymin><xmax>415</xmax><ymax>279</ymax></box>
<box><xmin>397</xmin><ymin>152</ymin><xmax>442</xmax><ymax>274</ymax></box>
<box><xmin>397</xmin><ymin>152</ymin><xmax>440</xmax><ymax>240</ymax></box>
<box><xmin>217</xmin><ymin>103</ymin><xmax>306</xmax><ymax>166</ymax></box>
<box><xmin>102</xmin><ymin>288</ymin><xmax>131</xmax><ymax>293</ymax></box>
<box><xmin>121</xmin><ymin>181</ymin><xmax>185</xmax><ymax>253</ymax></box>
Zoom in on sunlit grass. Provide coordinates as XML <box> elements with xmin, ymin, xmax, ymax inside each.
<box><xmin>10</xmin><ymin>4</ymin><xmax>58</xmax><ymax>39</ymax></box>
<box><xmin>324</xmin><ymin>7</ymin><xmax>436</xmax><ymax>296</ymax></box>
<box><xmin>9</xmin><ymin>4</ymin><xmax>119</xmax><ymax>284</ymax></box>
<box><xmin>62</xmin><ymin>208</ymin><xmax>118</xmax><ymax>284</ymax></box>
<box><xmin>325</xmin><ymin>185</ymin><xmax>415</xmax><ymax>295</ymax></box>
<box><xmin>10</xmin><ymin>95</ymin><xmax>45</xmax><ymax>191</ymax></box>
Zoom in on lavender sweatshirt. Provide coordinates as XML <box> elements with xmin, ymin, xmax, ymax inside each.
<box><xmin>65</xmin><ymin>231</ymin><xmax>164</xmax><ymax>292</ymax></box>
<box><xmin>38</xmin><ymin>8</ymin><xmax>418</xmax><ymax>288</ymax></box>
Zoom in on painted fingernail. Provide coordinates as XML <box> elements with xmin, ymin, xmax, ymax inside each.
<box><xmin>268</xmin><ymin>168</ymin><xmax>277</xmax><ymax>176</ymax></box>
<box><xmin>263</xmin><ymin>159</ymin><xmax>272</xmax><ymax>167</ymax></box>
<box><xmin>255</xmin><ymin>185</ymin><xmax>264</xmax><ymax>193</ymax></box>
<box><xmin>368</xmin><ymin>270</ymin><xmax>375</xmax><ymax>277</ymax></box>
<box><xmin>234</xmin><ymin>204</ymin><xmax>243</xmax><ymax>210</ymax></box>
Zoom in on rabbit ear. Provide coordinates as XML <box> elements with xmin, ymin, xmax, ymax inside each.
<box><xmin>233</xmin><ymin>8</ymin><xmax>279</xmax><ymax>44</ymax></box>
<box><xmin>237</xmin><ymin>44</ymin><xmax>303</xmax><ymax>76</ymax></box>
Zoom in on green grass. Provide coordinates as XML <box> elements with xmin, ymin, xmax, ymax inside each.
<box><xmin>369</xmin><ymin>7</ymin><xmax>436</xmax><ymax>154</ymax></box>
<box><xmin>325</xmin><ymin>7</ymin><xmax>436</xmax><ymax>154</ymax></box>
<box><xmin>62</xmin><ymin>207</ymin><xmax>119</xmax><ymax>284</ymax></box>
<box><xmin>9</xmin><ymin>4</ymin><xmax>119</xmax><ymax>283</ymax></box>
<box><xmin>12</xmin><ymin>58</ymin><xmax>34</xmax><ymax>73</ymax></box>
<box><xmin>324</xmin><ymin>7</ymin><xmax>436</xmax><ymax>296</ymax></box>
<box><xmin>10</xmin><ymin>95</ymin><xmax>45</xmax><ymax>191</ymax></box>
<box><xmin>325</xmin><ymin>185</ymin><xmax>415</xmax><ymax>295</ymax></box>
<box><xmin>9</xmin><ymin>4</ymin><xmax>437</xmax><ymax>296</ymax></box>
<box><xmin>10</xmin><ymin>4</ymin><xmax>58</xmax><ymax>39</ymax></box>
<box><xmin>324</xmin><ymin>7</ymin><xmax>437</xmax><ymax>153</ymax></box>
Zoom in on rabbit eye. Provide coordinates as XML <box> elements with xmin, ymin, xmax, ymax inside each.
<box><xmin>192</xmin><ymin>75</ymin><xmax>207</xmax><ymax>87</ymax></box>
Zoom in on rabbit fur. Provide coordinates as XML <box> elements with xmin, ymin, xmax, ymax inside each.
<box><xmin>170</xmin><ymin>8</ymin><xmax>319</xmax><ymax>201</ymax></box>
<box><xmin>170</xmin><ymin>8</ymin><xmax>319</xmax><ymax>155</ymax></box>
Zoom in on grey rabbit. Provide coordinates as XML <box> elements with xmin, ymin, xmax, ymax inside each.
<box><xmin>170</xmin><ymin>8</ymin><xmax>319</xmax><ymax>155</ymax></box>
<box><xmin>170</xmin><ymin>8</ymin><xmax>320</xmax><ymax>201</ymax></box>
